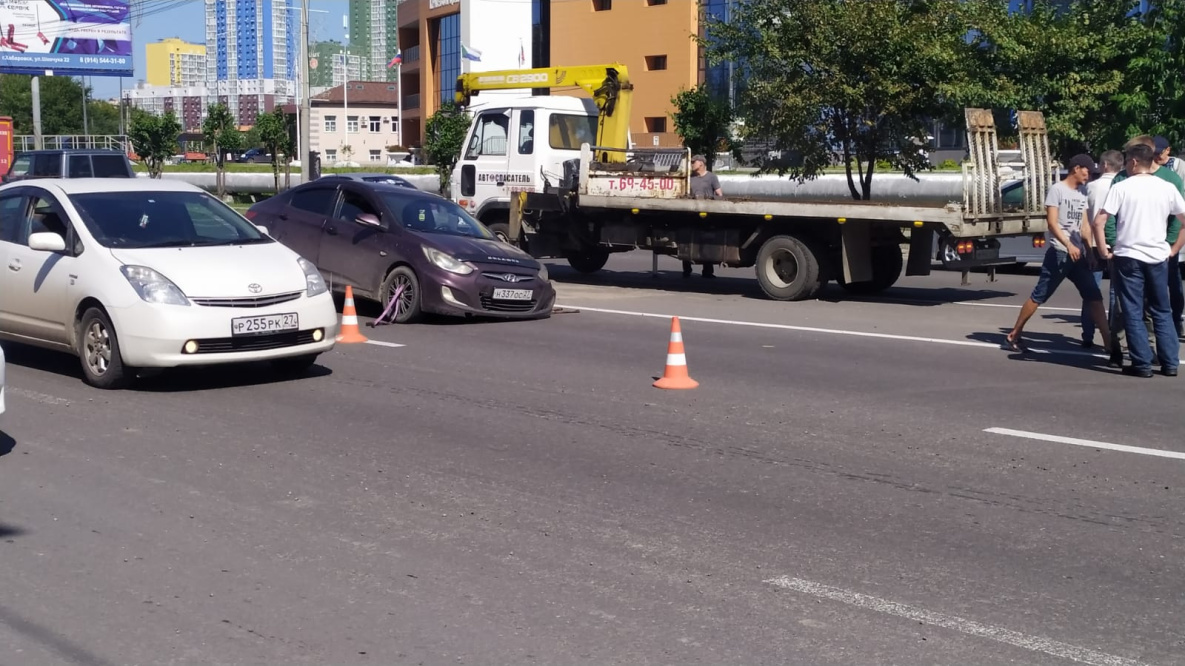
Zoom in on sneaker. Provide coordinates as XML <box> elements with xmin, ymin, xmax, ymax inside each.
<box><xmin>1107</xmin><ymin>351</ymin><xmax>1124</xmax><ymax>368</ymax></box>
<box><xmin>1079</xmin><ymin>339</ymin><xmax>1094</xmax><ymax>349</ymax></box>
<box><xmin>1122</xmin><ymin>366</ymin><xmax>1154</xmax><ymax>378</ymax></box>
<box><xmin>1163</xmin><ymin>367</ymin><xmax>1179</xmax><ymax>377</ymax></box>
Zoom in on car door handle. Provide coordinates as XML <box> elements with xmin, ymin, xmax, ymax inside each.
<box><xmin>7</xmin><ymin>260</ymin><xmax>19</xmax><ymax>272</ymax></box>
<box><xmin>326</xmin><ymin>226</ymin><xmax>338</xmax><ymax>235</ymax></box>
<box><xmin>278</xmin><ymin>213</ymin><xmax>288</xmax><ymax>220</ymax></box>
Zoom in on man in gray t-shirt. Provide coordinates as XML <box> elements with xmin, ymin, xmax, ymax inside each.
<box><xmin>1004</xmin><ymin>154</ymin><xmax>1110</xmax><ymax>352</ymax></box>
<box><xmin>684</xmin><ymin>154</ymin><xmax>723</xmax><ymax>278</ymax></box>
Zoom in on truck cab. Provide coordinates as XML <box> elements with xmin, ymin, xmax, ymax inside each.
<box><xmin>450</xmin><ymin>96</ymin><xmax>600</xmax><ymax>242</ymax></box>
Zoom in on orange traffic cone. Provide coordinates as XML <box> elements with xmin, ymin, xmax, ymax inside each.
<box><xmin>336</xmin><ymin>285</ymin><xmax>369</xmax><ymax>343</ymax></box>
<box><xmin>653</xmin><ymin>317</ymin><xmax>699</xmax><ymax>389</ymax></box>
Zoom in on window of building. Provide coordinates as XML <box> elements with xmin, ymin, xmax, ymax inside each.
<box><xmin>325</xmin><ymin>149</ymin><xmax>338</xmax><ymax>162</ymax></box>
<box><xmin>531</xmin><ymin>0</ymin><xmax>550</xmax><ymax>75</ymax></box>
<box><xmin>347</xmin><ymin>116</ymin><xmax>359</xmax><ymax>133</ymax></box>
<box><xmin>645</xmin><ymin>55</ymin><xmax>668</xmax><ymax>71</ymax></box>
<box><xmin>645</xmin><ymin>117</ymin><xmax>667</xmax><ymax>133</ymax></box>
<box><xmin>646</xmin><ymin>0</ymin><xmax>667</xmax><ymax>4</ymax></box>
<box><xmin>435</xmin><ymin>13</ymin><xmax>461</xmax><ymax>107</ymax></box>
<box><xmin>369</xmin><ymin>116</ymin><xmax>382</xmax><ymax>132</ymax></box>
<box><xmin>593</xmin><ymin>0</ymin><xmax>612</xmax><ymax>10</ymax></box>
<box><xmin>324</xmin><ymin>115</ymin><xmax>337</xmax><ymax>132</ymax></box>
<box><xmin>465</xmin><ymin>112</ymin><xmax>509</xmax><ymax>159</ymax></box>
<box><xmin>369</xmin><ymin>149</ymin><xmax>382</xmax><ymax>162</ymax></box>
<box><xmin>518</xmin><ymin>110</ymin><xmax>535</xmax><ymax>155</ymax></box>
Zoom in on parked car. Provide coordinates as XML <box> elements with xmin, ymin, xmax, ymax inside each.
<box><xmin>317</xmin><ymin>172</ymin><xmax>418</xmax><ymax>189</ymax></box>
<box><xmin>237</xmin><ymin>148</ymin><xmax>272</xmax><ymax>164</ymax></box>
<box><xmin>246</xmin><ymin>179</ymin><xmax>555</xmax><ymax>323</ymax></box>
<box><xmin>0</xmin><ymin>178</ymin><xmax>338</xmax><ymax>389</ymax></box>
<box><xmin>0</xmin><ymin>345</ymin><xmax>5</xmax><ymax>416</ymax></box>
<box><xmin>2</xmin><ymin>150</ymin><xmax>135</xmax><ymax>183</ymax></box>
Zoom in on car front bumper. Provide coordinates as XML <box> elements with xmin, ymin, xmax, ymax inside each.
<box><xmin>421</xmin><ymin>274</ymin><xmax>556</xmax><ymax>320</ymax></box>
<box><xmin>107</xmin><ymin>292</ymin><xmax>340</xmax><ymax>368</ymax></box>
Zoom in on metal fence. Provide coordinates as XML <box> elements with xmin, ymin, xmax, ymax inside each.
<box><xmin>14</xmin><ymin>135</ymin><xmax>130</xmax><ymax>152</ymax></box>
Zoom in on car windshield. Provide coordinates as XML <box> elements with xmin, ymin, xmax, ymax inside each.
<box><xmin>381</xmin><ymin>193</ymin><xmax>494</xmax><ymax>239</ymax></box>
<box><xmin>69</xmin><ymin>190</ymin><xmax>271</xmax><ymax>248</ymax></box>
<box><xmin>363</xmin><ymin>176</ymin><xmax>408</xmax><ymax>186</ymax></box>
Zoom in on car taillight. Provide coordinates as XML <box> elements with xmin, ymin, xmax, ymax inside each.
<box><xmin>957</xmin><ymin>241</ymin><xmax>973</xmax><ymax>254</ymax></box>
<box><xmin>1032</xmin><ymin>236</ymin><xmax>1045</xmax><ymax>248</ymax></box>
<box><xmin>245</xmin><ymin>210</ymin><xmax>257</xmax><ymax>220</ymax></box>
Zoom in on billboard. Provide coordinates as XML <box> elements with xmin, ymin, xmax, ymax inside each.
<box><xmin>0</xmin><ymin>117</ymin><xmax>12</xmax><ymax>177</ymax></box>
<box><xmin>0</xmin><ymin>0</ymin><xmax>133</xmax><ymax>77</ymax></box>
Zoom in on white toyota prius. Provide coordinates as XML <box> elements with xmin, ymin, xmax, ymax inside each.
<box><xmin>0</xmin><ymin>178</ymin><xmax>338</xmax><ymax>389</ymax></box>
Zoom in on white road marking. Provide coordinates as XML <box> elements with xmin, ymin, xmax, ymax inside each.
<box><xmin>363</xmin><ymin>340</ymin><xmax>405</xmax><ymax>349</ymax></box>
<box><xmin>557</xmin><ymin>304</ymin><xmax>1106</xmax><ymax>357</ymax></box>
<box><xmin>954</xmin><ymin>301</ymin><xmax>1081</xmax><ymax>312</ymax></box>
<box><xmin>985</xmin><ymin>427</ymin><xmax>1185</xmax><ymax>461</ymax></box>
<box><xmin>9</xmin><ymin>388</ymin><xmax>70</xmax><ymax>406</ymax></box>
<box><xmin>764</xmin><ymin>576</ymin><xmax>1146</xmax><ymax>666</ymax></box>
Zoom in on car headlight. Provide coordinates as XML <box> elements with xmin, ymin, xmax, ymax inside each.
<box><xmin>538</xmin><ymin>262</ymin><xmax>549</xmax><ymax>282</ymax></box>
<box><xmin>120</xmin><ymin>265</ymin><xmax>190</xmax><ymax>306</ymax></box>
<box><xmin>298</xmin><ymin>257</ymin><xmax>328</xmax><ymax>297</ymax></box>
<box><xmin>422</xmin><ymin>246</ymin><xmax>474</xmax><ymax>275</ymax></box>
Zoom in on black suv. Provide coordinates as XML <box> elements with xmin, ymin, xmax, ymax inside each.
<box><xmin>2</xmin><ymin>149</ymin><xmax>136</xmax><ymax>183</ymax></box>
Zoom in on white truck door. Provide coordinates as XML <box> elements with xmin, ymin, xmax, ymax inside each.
<box><xmin>507</xmin><ymin>108</ymin><xmax>538</xmax><ymax>195</ymax></box>
<box><xmin>455</xmin><ymin>109</ymin><xmax>512</xmax><ymax>221</ymax></box>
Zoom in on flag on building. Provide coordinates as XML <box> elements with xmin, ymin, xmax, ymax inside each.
<box><xmin>518</xmin><ymin>39</ymin><xmax>525</xmax><ymax>68</ymax></box>
<box><xmin>387</xmin><ymin>50</ymin><xmax>401</xmax><ymax>68</ymax></box>
<box><xmin>461</xmin><ymin>43</ymin><xmax>482</xmax><ymax>62</ymax></box>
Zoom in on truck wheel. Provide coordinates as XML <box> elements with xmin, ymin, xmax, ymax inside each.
<box><xmin>754</xmin><ymin>235</ymin><xmax>824</xmax><ymax>301</ymax></box>
<box><xmin>839</xmin><ymin>244</ymin><xmax>903</xmax><ymax>294</ymax></box>
<box><xmin>566</xmin><ymin>250</ymin><xmax>611</xmax><ymax>274</ymax></box>
<box><xmin>487</xmin><ymin>221</ymin><xmax>512</xmax><ymax>244</ymax></box>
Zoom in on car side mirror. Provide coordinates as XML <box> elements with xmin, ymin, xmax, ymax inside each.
<box><xmin>355</xmin><ymin>213</ymin><xmax>382</xmax><ymax>228</ymax></box>
<box><xmin>28</xmin><ymin>231</ymin><xmax>67</xmax><ymax>252</ymax></box>
<box><xmin>254</xmin><ymin>225</ymin><xmax>270</xmax><ymax>236</ymax></box>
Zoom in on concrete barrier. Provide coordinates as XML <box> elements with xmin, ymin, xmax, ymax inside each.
<box><xmin>147</xmin><ymin>170</ymin><xmax>974</xmax><ymax>205</ymax></box>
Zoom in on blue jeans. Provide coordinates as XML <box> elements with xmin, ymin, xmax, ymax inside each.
<box><xmin>1169</xmin><ymin>255</ymin><xmax>1183</xmax><ymax>329</ymax></box>
<box><xmin>1081</xmin><ymin>267</ymin><xmax>1104</xmax><ymax>344</ymax></box>
<box><xmin>1030</xmin><ymin>247</ymin><xmax>1102</xmax><ymax>304</ymax></box>
<box><xmin>1113</xmin><ymin>256</ymin><xmax>1179</xmax><ymax>371</ymax></box>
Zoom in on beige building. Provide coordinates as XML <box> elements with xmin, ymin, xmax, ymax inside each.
<box><xmin>145</xmin><ymin>38</ymin><xmax>207</xmax><ymax>88</ymax></box>
<box><xmin>309</xmin><ymin>82</ymin><xmax>403</xmax><ymax>165</ymax></box>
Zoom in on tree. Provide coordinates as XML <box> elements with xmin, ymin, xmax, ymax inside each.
<box><xmin>202</xmin><ymin>103</ymin><xmax>240</xmax><ymax>198</ymax></box>
<box><xmin>424</xmin><ymin>103</ymin><xmax>471</xmax><ymax>198</ymax></box>
<box><xmin>702</xmin><ymin>0</ymin><xmax>973</xmax><ymax>200</ymax></box>
<box><xmin>0</xmin><ymin>74</ymin><xmax>115</xmax><ymax>135</ymax></box>
<box><xmin>127</xmin><ymin>110</ymin><xmax>181</xmax><ymax>178</ymax></box>
<box><xmin>670</xmin><ymin>86</ymin><xmax>742</xmax><ymax>171</ymax></box>
<box><xmin>254</xmin><ymin>109</ymin><xmax>289</xmax><ymax>192</ymax></box>
<box><xmin>281</xmin><ymin>110</ymin><xmax>297</xmax><ymax>190</ymax></box>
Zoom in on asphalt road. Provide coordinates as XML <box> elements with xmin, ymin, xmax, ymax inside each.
<box><xmin>2</xmin><ymin>253</ymin><xmax>1183</xmax><ymax>666</ymax></box>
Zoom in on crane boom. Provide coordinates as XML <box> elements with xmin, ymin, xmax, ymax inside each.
<box><xmin>455</xmin><ymin>64</ymin><xmax>633</xmax><ymax>163</ymax></box>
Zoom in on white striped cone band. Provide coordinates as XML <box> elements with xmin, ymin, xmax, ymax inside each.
<box><xmin>670</xmin><ymin>332</ymin><xmax>683</xmax><ymax>343</ymax></box>
<box><xmin>665</xmin><ymin>353</ymin><xmax>687</xmax><ymax>366</ymax></box>
<box><xmin>344</xmin><ymin>298</ymin><xmax>355</xmax><ymax>307</ymax></box>
<box><xmin>341</xmin><ymin>315</ymin><xmax>359</xmax><ymax>326</ymax></box>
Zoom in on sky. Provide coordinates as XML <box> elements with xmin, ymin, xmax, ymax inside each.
<box><xmin>89</xmin><ymin>0</ymin><xmax>349</xmax><ymax>100</ymax></box>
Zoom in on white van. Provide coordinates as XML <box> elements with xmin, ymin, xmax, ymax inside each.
<box><xmin>450</xmin><ymin>96</ymin><xmax>603</xmax><ymax>243</ymax></box>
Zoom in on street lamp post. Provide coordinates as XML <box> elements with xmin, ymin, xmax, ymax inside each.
<box><xmin>299</xmin><ymin>0</ymin><xmax>312</xmax><ymax>183</ymax></box>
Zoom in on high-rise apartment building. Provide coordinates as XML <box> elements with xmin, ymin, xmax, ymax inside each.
<box><xmin>204</xmin><ymin>0</ymin><xmax>300</xmax><ymax>125</ymax></box>
<box><xmin>145</xmin><ymin>38</ymin><xmax>207</xmax><ymax>88</ymax></box>
<box><xmin>348</xmin><ymin>0</ymin><xmax>400</xmax><ymax>81</ymax></box>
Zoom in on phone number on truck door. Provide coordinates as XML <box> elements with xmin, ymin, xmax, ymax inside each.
<box><xmin>607</xmin><ymin>177</ymin><xmax>676</xmax><ymax>191</ymax></box>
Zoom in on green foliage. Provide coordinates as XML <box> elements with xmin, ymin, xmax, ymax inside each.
<box><xmin>242</xmin><ymin>126</ymin><xmax>262</xmax><ymax>151</ymax></box>
<box><xmin>254</xmin><ymin>109</ymin><xmax>290</xmax><ymax>192</ymax></box>
<box><xmin>670</xmin><ymin>86</ymin><xmax>741</xmax><ymax>171</ymax></box>
<box><xmin>127</xmin><ymin>110</ymin><xmax>181</xmax><ymax>178</ymax></box>
<box><xmin>938</xmin><ymin>159</ymin><xmax>961</xmax><ymax>170</ymax></box>
<box><xmin>0</xmin><ymin>74</ymin><xmax>121</xmax><ymax>135</ymax></box>
<box><xmin>424</xmin><ymin>104</ymin><xmax>471</xmax><ymax>198</ymax></box>
<box><xmin>702</xmin><ymin>0</ymin><xmax>969</xmax><ymax>200</ymax></box>
<box><xmin>202</xmin><ymin>103</ymin><xmax>240</xmax><ymax>197</ymax></box>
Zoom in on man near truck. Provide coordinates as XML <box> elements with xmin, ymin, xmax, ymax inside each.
<box><xmin>1080</xmin><ymin>149</ymin><xmax>1123</xmax><ymax>348</ymax></box>
<box><xmin>1093</xmin><ymin>143</ymin><xmax>1185</xmax><ymax>378</ymax></box>
<box><xmin>683</xmin><ymin>154</ymin><xmax>723</xmax><ymax>279</ymax></box>
<box><xmin>1104</xmin><ymin>135</ymin><xmax>1185</xmax><ymax>366</ymax></box>
<box><xmin>1005</xmin><ymin>154</ymin><xmax>1111</xmax><ymax>353</ymax></box>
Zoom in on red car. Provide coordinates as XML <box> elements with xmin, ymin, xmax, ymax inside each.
<box><xmin>246</xmin><ymin>180</ymin><xmax>555</xmax><ymax>323</ymax></box>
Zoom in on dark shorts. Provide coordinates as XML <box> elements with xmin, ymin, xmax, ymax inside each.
<box><xmin>1030</xmin><ymin>247</ymin><xmax>1103</xmax><ymax>305</ymax></box>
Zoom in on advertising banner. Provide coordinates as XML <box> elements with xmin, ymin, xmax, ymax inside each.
<box><xmin>0</xmin><ymin>117</ymin><xmax>12</xmax><ymax>177</ymax></box>
<box><xmin>0</xmin><ymin>0</ymin><xmax>133</xmax><ymax>77</ymax></box>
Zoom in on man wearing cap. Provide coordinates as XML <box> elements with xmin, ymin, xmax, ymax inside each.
<box><xmin>683</xmin><ymin>154</ymin><xmax>724</xmax><ymax>278</ymax></box>
<box><xmin>1092</xmin><ymin>143</ymin><xmax>1185</xmax><ymax>377</ymax></box>
<box><xmin>1105</xmin><ymin>136</ymin><xmax>1185</xmax><ymax>361</ymax></box>
<box><xmin>1005</xmin><ymin>154</ymin><xmax>1111</xmax><ymax>352</ymax></box>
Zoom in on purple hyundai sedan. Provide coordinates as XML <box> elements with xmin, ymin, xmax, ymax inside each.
<box><xmin>247</xmin><ymin>180</ymin><xmax>555</xmax><ymax>323</ymax></box>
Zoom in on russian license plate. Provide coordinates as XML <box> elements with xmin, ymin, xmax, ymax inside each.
<box><xmin>231</xmin><ymin>313</ymin><xmax>299</xmax><ymax>336</ymax></box>
<box><xmin>492</xmin><ymin>288</ymin><xmax>533</xmax><ymax>301</ymax></box>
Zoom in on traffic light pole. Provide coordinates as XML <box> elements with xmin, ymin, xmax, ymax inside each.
<box><xmin>299</xmin><ymin>0</ymin><xmax>312</xmax><ymax>183</ymax></box>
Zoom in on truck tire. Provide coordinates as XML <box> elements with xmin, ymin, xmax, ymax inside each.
<box><xmin>839</xmin><ymin>244</ymin><xmax>903</xmax><ymax>295</ymax></box>
<box><xmin>754</xmin><ymin>235</ymin><xmax>825</xmax><ymax>301</ymax></box>
<box><xmin>566</xmin><ymin>250</ymin><xmax>611</xmax><ymax>274</ymax></box>
<box><xmin>487</xmin><ymin>221</ymin><xmax>512</xmax><ymax>244</ymax></box>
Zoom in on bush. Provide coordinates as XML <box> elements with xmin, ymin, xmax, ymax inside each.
<box><xmin>939</xmin><ymin>159</ymin><xmax>961</xmax><ymax>170</ymax></box>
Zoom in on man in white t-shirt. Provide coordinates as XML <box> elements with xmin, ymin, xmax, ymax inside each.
<box><xmin>1092</xmin><ymin>143</ymin><xmax>1185</xmax><ymax>377</ymax></box>
<box><xmin>1079</xmin><ymin>149</ymin><xmax>1123</xmax><ymax>347</ymax></box>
